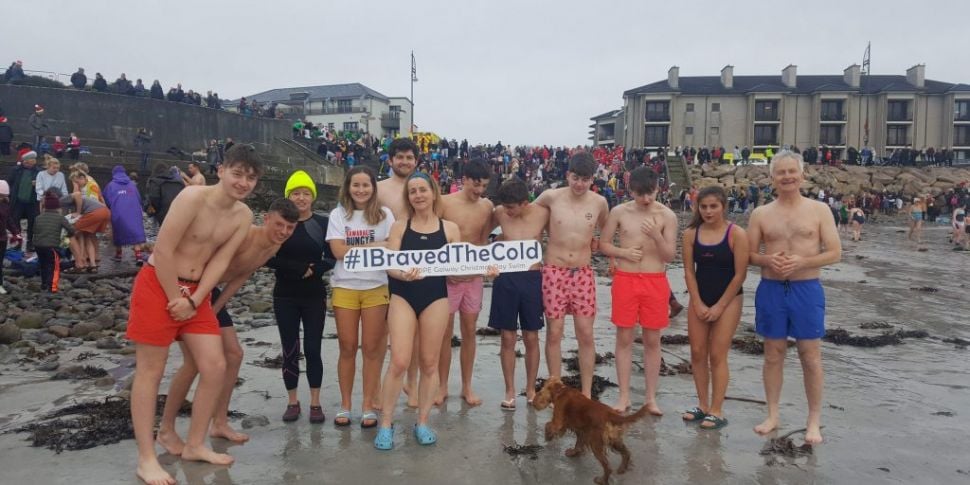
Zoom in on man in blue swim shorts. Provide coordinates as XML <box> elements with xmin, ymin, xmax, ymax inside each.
<box><xmin>747</xmin><ymin>152</ymin><xmax>842</xmax><ymax>446</ymax></box>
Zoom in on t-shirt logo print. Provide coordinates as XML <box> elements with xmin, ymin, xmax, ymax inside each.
<box><xmin>345</xmin><ymin>227</ymin><xmax>375</xmax><ymax>246</ymax></box>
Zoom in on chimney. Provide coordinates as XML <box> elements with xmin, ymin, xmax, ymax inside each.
<box><xmin>668</xmin><ymin>66</ymin><xmax>679</xmax><ymax>89</ymax></box>
<box><xmin>782</xmin><ymin>64</ymin><xmax>797</xmax><ymax>88</ymax></box>
<box><xmin>906</xmin><ymin>64</ymin><xmax>925</xmax><ymax>88</ymax></box>
<box><xmin>843</xmin><ymin>64</ymin><xmax>861</xmax><ymax>88</ymax></box>
<box><xmin>721</xmin><ymin>65</ymin><xmax>734</xmax><ymax>89</ymax></box>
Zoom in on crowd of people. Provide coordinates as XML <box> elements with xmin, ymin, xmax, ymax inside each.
<box><xmin>674</xmin><ymin>143</ymin><xmax>960</xmax><ymax>167</ymax></box>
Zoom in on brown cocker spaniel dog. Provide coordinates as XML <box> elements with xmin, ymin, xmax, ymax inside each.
<box><xmin>533</xmin><ymin>376</ymin><xmax>649</xmax><ymax>484</ymax></box>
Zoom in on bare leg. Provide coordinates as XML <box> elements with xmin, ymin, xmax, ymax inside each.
<box><xmin>334</xmin><ymin>307</ymin><xmax>361</xmax><ymax>420</ymax></box>
<box><xmin>641</xmin><ymin>328</ymin><xmax>663</xmax><ymax>415</ymax></box>
<box><xmin>500</xmin><ymin>330</ymin><xmax>517</xmax><ymax>403</ymax></box>
<box><xmin>797</xmin><ymin>339</ymin><xmax>824</xmax><ymax>444</ymax></box>
<box><xmin>179</xmin><ymin>333</ymin><xmax>233</xmax><ymax>465</ymax></box>
<box><xmin>613</xmin><ymin>326</ymin><xmax>635</xmax><ymax>412</ymax></box>
<box><xmin>704</xmin><ymin>297</ymin><xmax>742</xmax><ymax>422</ymax></box>
<box><xmin>157</xmin><ymin>341</ymin><xmax>195</xmax><ymax>455</ymax></box>
<box><xmin>435</xmin><ymin>314</ymin><xmax>456</xmax><ymax>405</ymax></box>
<box><xmin>417</xmin><ymin>300</ymin><xmax>450</xmax><ymax>425</ymax></box>
<box><xmin>574</xmin><ymin>315</ymin><xmax>596</xmax><ymax>399</ymax></box>
<box><xmin>131</xmin><ymin>343</ymin><xmax>176</xmax><ymax>485</ymax></box>
<box><xmin>210</xmin><ymin>327</ymin><xmax>248</xmax><ymax>443</ymax></box>
<box><xmin>545</xmin><ymin>316</ymin><xmax>565</xmax><ymax>378</ymax></box>
<box><xmin>380</xmin><ymin>296</ymin><xmax>416</xmax><ymax>428</ymax></box>
<box><xmin>68</xmin><ymin>235</ymin><xmax>86</xmax><ymax>268</ymax></box>
<box><xmin>686</xmin><ymin>305</ymin><xmax>711</xmax><ymax>417</ymax></box>
<box><xmin>458</xmin><ymin>311</ymin><xmax>482</xmax><ymax>405</ymax></box>
<box><xmin>523</xmin><ymin>331</ymin><xmax>540</xmax><ymax>403</ymax></box>
<box><xmin>360</xmin><ymin>305</ymin><xmax>388</xmax><ymax>419</ymax></box>
<box><xmin>754</xmin><ymin>338</ymin><xmax>788</xmax><ymax>435</ymax></box>
<box><xmin>86</xmin><ymin>233</ymin><xmax>99</xmax><ymax>266</ymax></box>
<box><xmin>404</xmin><ymin>332</ymin><xmax>420</xmax><ymax>407</ymax></box>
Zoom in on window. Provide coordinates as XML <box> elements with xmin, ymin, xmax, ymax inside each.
<box><xmin>686</xmin><ymin>103</ymin><xmax>694</xmax><ymax>113</ymax></box>
<box><xmin>327</xmin><ymin>122</ymin><xmax>335</xmax><ymax>131</ymax></box>
<box><xmin>337</xmin><ymin>99</ymin><xmax>353</xmax><ymax>113</ymax></box>
<box><xmin>955</xmin><ymin>126</ymin><xmax>970</xmax><ymax>146</ymax></box>
<box><xmin>754</xmin><ymin>125</ymin><xmax>778</xmax><ymax>145</ymax></box>
<box><xmin>343</xmin><ymin>121</ymin><xmax>359</xmax><ymax>131</ymax></box>
<box><xmin>888</xmin><ymin>100</ymin><xmax>911</xmax><ymax>122</ymax></box>
<box><xmin>819</xmin><ymin>125</ymin><xmax>844</xmax><ymax>145</ymax></box>
<box><xmin>956</xmin><ymin>100</ymin><xmax>970</xmax><ymax>121</ymax></box>
<box><xmin>645</xmin><ymin>126</ymin><xmax>669</xmax><ymax>146</ymax></box>
<box><xmin>820</xmin><ymin>100</ymin><xmax>845</xmax><ymax>121</ymax></box>
<box><xmin>390</xmin><ymin>105</ymin><xmax>401</xmax><ymax>113</ymax></box>
<box><xmin>645</xmin><ymin>101</ymin><xmax>670</xmax><ymax>122</ymax></box>
<box><xmin>711</xmin><ymin>103</ymin><xmax>720</xmax><ymax>112</ymax></box>
<box><xmin>887</xmin><ymin>125</ymin><xmax>908</xmax><ymax>146</ymax></box>
<box><xmin>710</xmin><ymin>127</ymin><xmax>719</xmax><ymax>136</ymax></box>
<box><xmin>685</xmin><ymin>126</ymin><xmax>694</xmax><ymax>135</ymax></box>
<box><xmin>755</xmin><ymin>100</ymin><xmax>779</xmax><ymax>121</ymax></box>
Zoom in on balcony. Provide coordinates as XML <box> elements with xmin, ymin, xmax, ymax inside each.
<box><xmin>305</xmin><ymin>106</ymin><xmax>367</xmax><ymax>115</ymax></box>
<box><xmin>955</xmin><ymin>113</ymin><xmax>970</xmax><ymax>122</ymax></box>
<box><xmin>820</xmin><ymin>113</ymin><xmax>846</xmax><ymax>122</ymax></box>
<box><xmin>381</xmin><ymin>112</ymin><xmax>401</xmax><ymax>129</ymax></box>
<box><xmin>645</xmin><ymin>113</ymin><xmax>670</xmax><ymax>122</ymax></box>
<box><xmin>887</xmin><ymin>113</ymin><xmax>913</xmax><ymax>122</ymax></box>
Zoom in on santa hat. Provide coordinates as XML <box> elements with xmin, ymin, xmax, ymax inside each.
<box><xmin>44</xmin><ymin>193</ymin><xmax>60</xmax><ymax>210</ymax></box>
<box><xmin>34</xmin><ymin>104</ymin><xmax>44</xmax><ymax>112</ymax></box>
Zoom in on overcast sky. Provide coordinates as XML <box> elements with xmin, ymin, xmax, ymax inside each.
<box><xmin>7</xmin><ymin>0</ymin><xmax>969</xmax><ymax>146</ymax></box>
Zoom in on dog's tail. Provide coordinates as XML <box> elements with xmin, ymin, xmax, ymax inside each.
<box><xmin>612</xmin><ymin>405</ymin><xmax>650</xmax><ymax>425</ymax></box>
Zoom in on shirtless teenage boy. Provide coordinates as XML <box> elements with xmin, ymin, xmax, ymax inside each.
<box><xmin>182</xmin><ymin>162</ymin><xmax>206</xmax><ymax>186</ymax></box>
<box><xmin>438</xmin><ymin>159</ymin><xmax>494</xmax><ymax>406</ymax></box>
<box><xmin>488</xmin><ymin>179</ymin><xmax>549</xmax><ymax>408</ymax></box>
<box><xmin>376</xmin><ymin>137</ymin><xmax>420</xmax><ymax>406</ymax></box>
<box><xmin>599</xmin><ymin>167</ymin><xmax>677</xmax><ymax>415</ymax></box>
<box><xmin>156</xmin><ymin>199</ymin><xmax>299</xmax><ymax>451</ymax></box>
<box><xmin>747</xmin><ymin>151</ymin><xmax>841</xmax><ymax>445</ymax></box>
<box><xmin>125</xmin><ymin>145</ymin><xmax>260</xmax><ymax>485</ymax></box>
<box><xmin>534</xmin><ymin>152</ymin><xmax>609</xmax><ymax>398</ymax></box>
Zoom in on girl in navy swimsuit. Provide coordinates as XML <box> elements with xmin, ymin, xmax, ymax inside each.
<box><xmin>376</xmin><ymin>172</ymin><xmax>460</xmax><ymax>450</ymax></box>
<box><xmin>681</xmin><ymin>186</ymin><xmax>749</xmax><ymax>430</ymax></box>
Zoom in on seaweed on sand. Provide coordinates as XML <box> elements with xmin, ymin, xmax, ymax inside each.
<box><xmin>534</xmin><ymin>374</ymin><xmax>618</xmax><ymax>401</ymax></box>
<box><xmin>661</xmin><ymin>334</ymin><xmax>690</xmax><ymax>345</ymax></box>
<box><xmin>562</xmin><ymin>350</ymin><xmax>615</xmax><ymax>373</ymax></box>
<box><xmin>503</xmin><ymin>442</ymin><xmax>543</xmax><ymax>460</ymax></box>
<box><xmin>476</xmin><ymin>327</ymin><xmax>501</xmax><ymax>336</ymax></box>
<box><xmin>51</xmin><ymin>365</ymin><xmax>108</xmax><ymax>380</ymax></box>
<box><xmin>823</xmin><ymin>328</ymin><xmax>929</xmax><ymax>347</ymax></box>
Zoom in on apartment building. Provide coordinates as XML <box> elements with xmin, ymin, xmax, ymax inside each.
<box><xmin>619</xmin><ymin>64</ymin><xmax>970</xmax><ymax>160</ymax></box>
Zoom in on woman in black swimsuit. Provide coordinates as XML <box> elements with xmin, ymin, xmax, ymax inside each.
<box><xmin>376</xmin><ymin>172</ymin><xmax>460</xmax><ymax>450</ymax></box>
<box><xmin>681</xmin><ymin>186</ymin><xmax>749</xmax><ymax>430</ymax></box>
<box><xmin>850</xmin><ymin>206</ymin><xmax>866</xmax><ymax>242</ymax></box>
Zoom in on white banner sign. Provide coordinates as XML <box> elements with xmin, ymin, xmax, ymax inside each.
<box><xmin>343</xmin><ymin>240</ymin><xmax>542</xmax><ymax>276</ymax></box>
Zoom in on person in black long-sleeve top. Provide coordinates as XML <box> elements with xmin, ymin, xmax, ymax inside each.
<box><xmin>267</xmin><ymin>170</ymin><xmax>335</xmax><ymax>423</ymax></box>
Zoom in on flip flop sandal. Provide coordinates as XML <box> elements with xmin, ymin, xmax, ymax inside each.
<box><xmin>700</xmin><ymin>414</ymin><xmax>728</xmax><ymax>430</ymax></box>
<box><xmin>374</xmin><ymin>426</ymin><xmax>394</xmax><ymax>450</ymax></box>
<box><xmin>682</xmin><ymin>407</ymin><xmax>707</xmax><ymax>422</ymax></box>
<box><xmin>360</xmin><ymin>411</ymin><xmax>379</xmax><ymax>429</ymax></box>
<box><xmin>413</xmin><ymin>424</ymin><xmax>437</xmax><ymax>445</ymax></box>
<box><xmin>334</xmin><ymin>409</ymin><xmax>352</xmax><ymax>427</ymax></box>
<box><xmin>500</xmin><ymin>399</ymin><xmax>516</xmax><ymax>411</ymax></box>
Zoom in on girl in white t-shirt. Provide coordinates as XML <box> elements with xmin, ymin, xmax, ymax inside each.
<box><xmin>326</xmin><ymin>166</ymin><xmax>395</xmax><ymax>428</ymax></box>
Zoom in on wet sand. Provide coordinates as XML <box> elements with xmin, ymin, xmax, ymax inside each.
<box><xmin>1</xmin><ymin>221</ymin><xmax>968</xmax><ymax>484</ymax></box>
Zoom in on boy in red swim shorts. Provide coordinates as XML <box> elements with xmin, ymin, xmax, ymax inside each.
<box><xmin>125</xmin><ymin>146</ymin><xmax>261</xmax><ymax>485</ymax></box>
<box><xmin>600</xmin><ymin>167</ymin><xmax>678</xmax><ymax>415</ymax></box>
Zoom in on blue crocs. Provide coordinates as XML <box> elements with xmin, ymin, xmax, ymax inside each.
<box><xmin>374</xmin><ymin>426</ymin><xmax>394</xmax><ymax>450</ymax></box>
<box><xmin>413</xmin><ymin>424</ymin><xmax>437</xmax><ymax>445</ymax></box>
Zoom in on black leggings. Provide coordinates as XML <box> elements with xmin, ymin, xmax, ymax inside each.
<box><xmin>273</xmin><ymin>296</ymin><xmax>326</xmax><ymax>391</ymax></box>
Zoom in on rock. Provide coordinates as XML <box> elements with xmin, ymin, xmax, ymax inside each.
<box><xmin>15</xmin><ymin>311</ymin><xmax>48</xmax><ymax>329</ymax></box>
<box><xmin>25</xmin><ymin>331</ymin><xmax>58</xmax><ymax>345</ymax></box>
<box><xmin>95</xmin><ymin>337</ymin><xmax>122</xmax><ymax>350</ymax></box>
<box><xmin>59</xmin><ymin>337</ymin><xmax>84</xmax><ymax>347</ymax></box>
<box><xmin>114</xmin><ymin>322</ymin><xmax>127</xmax><ymax>332</ymax></box>
<box><xmin>241</xmin><ymin>415</ymin><xmax>270</xmax><ymax>429</ymax></box>
<box><xmin>48</xmin><ymin>325</ymin><xmax>71</xmax><ymax>338</ymax></box>
<box><xmin>72</xmin><ymin>276</ymin><xmax>90</xmax><ymax>287</ymax></box>
<box><xmin>70</xmin><ymin>289</ymin><xmax>94</xmax><ymax>299</ymax></box>
<box><xmin>118</xmin><ymin>346</ymin><xmax>136</xmax><ymax>355</ymax></box>
<box><xmin>70</xmin><ymin>321</ymin><xmax>101</xmax><ymax>338</ymax></box>
<box><xmin>249</xmin><ymin>301</ymin><xmax>273</xmax><ymax>314</ymax></box>
<box><xmin>250</xmin><ymin>319</ymin><xmax>275</xmax><ymax>328</ymax></box>
<box><xmin>0</xmin><ymin>322</ymin><xmax>22</xmax><ymax>344</ymax></box>
<box><xmin>95</xmin><ymin>376</ymin><xmax>116</xmax><ymax>387</ymax></box>
<box><xmin>37</xmin><ymin>357</ymin><xmax>60</xmax><ymax>371</ymax></box>
<box><xmin>94</xmin><ymin>313</ymin><xmax>115</xmax><ymax>330</ymax></box>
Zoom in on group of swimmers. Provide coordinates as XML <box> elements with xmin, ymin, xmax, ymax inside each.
<box><xmin>123</xmin><ymin>139</ymin><xmax>841</xmax><ymax>485</ymax></box>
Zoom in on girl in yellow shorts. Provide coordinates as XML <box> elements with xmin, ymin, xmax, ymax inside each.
<box><xmin>326</xmin><ymin>166</ymin><xmax>396</xmax><ymax>428</ymax></box>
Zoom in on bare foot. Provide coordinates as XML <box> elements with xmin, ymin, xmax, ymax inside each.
<box><xmin>210</xmin><ymin>422</ymin><xmax>250</xmax><ymax>443</ymax></box>
<box><xmin>612</xmin><ymin>399</ymin><xmax>631</xmax><ymax>414</ymax></box>
<box><xmin>804</xmin><ymin>423</ymin><xmax>823</xmax><ymax>445</ymax></box>
<box><xmin>181</xmin><ymin>444</ymin><xmax>234</xmax><ymax>465</ymax></box>
<box><xmin>461</xmin><ymin>390</ymin><xmax>482</xmax><ymax>407</ymax></box>
<box><xmin>645</xmin><ymin>401</ymin><xmax>663</xmax><ymax>416</ymax></box>
<box><xmin>433</xmin><ymin>391</ymin><xmax>448</xmax><ymax>406</ymax></box>
<box><xmin>403</xmin><ymin>386</ymin><xmax>419</xmax><ymax>408</ymax></box>
<box><xmin>136</xmin><ymin>458</ymin><xmax>176</xmax><ymax>485</ymax></box>
<box><xmin>155</xmin><ymin>427</ymin><xmax>185</xmax><ymax>456</ymax></box>
<box><xmin>754</xmin><ymin>416</ymin><xmax>779</xmax><ymax>435</ymax></box>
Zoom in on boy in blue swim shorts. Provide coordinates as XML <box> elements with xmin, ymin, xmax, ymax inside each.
<box><xmin>488</xmin><ymin>179</ymin><xmax>549</xmax><ymax>409</ymax></box>
<box><xmin>747</xmin><ymin>152</ymin><xmax>842</xmax><ymax>446</ymax></box>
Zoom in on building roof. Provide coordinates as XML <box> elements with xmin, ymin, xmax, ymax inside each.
<box><xmin>624</xmin><ymin>74</ymin><xmax>966</xmax><ymax>96</ymax></box>
<box><xmin>591</xmin><ymin>109</ymin><xmax>622</xmax><ymax>121</ymax></box>
<box><xmin>243</xmin><ymin>83</ymin><xmax>390</xmax><ymax>104</ymax></box>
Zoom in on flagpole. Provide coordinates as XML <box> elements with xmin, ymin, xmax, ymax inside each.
<box><xmin>410</xmin><ymin>51</ymin><xmax>417</xmax><ymax>136</ymax></box>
